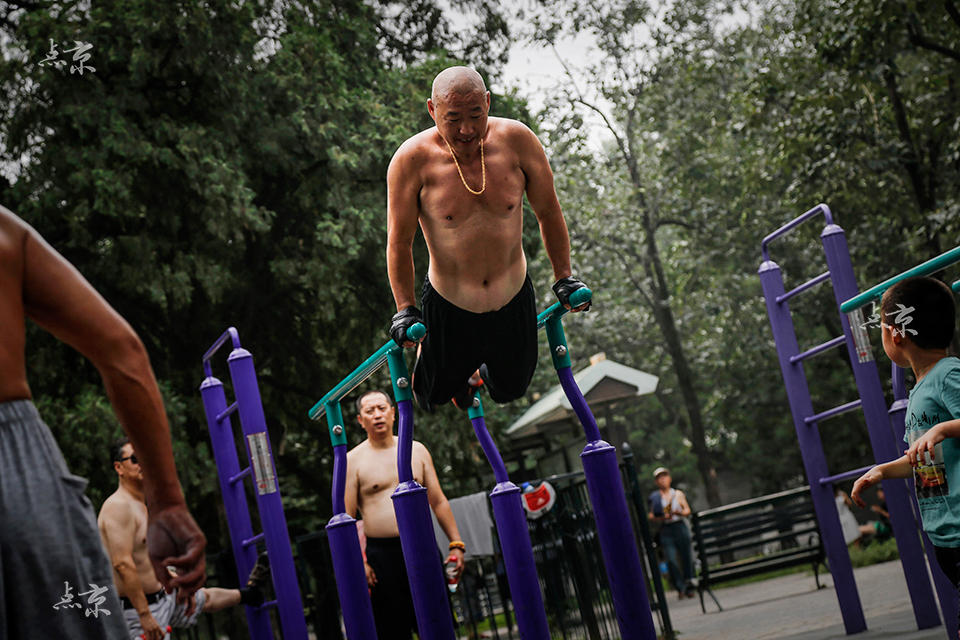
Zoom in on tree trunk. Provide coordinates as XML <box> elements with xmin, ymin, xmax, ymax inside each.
<box><xmin>637</xmin><ymin>203</ymin><xmax>723</xmax><ymax>507</ymax></box>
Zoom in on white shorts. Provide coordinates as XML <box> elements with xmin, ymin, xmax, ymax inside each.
<box><xmin>122</xmin><ymin>588</ymin><xmax>207</xmax><ymax>639</ymax></box>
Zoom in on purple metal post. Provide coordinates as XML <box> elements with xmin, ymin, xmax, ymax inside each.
<box><xmin>199</xmin><ymin>376</ymin><xmax>275</xmax><ymax>640</ymax></box>
<box><xmin>326</xmin><ymin>418</ymin><xmax>378</xmax><ymax>640</ymax></box>
<box><xmin>759</xmin><ymin>258</ymin><xmax>866</xmax><ymax>633</ymax></box>
<box><xmin>821</xmin><ymin>224</ymin><xmax>940</xmax><ymax>629</ymax></box>
<box><xmin>556</xmin><ymin>366</ymin><xmax>657</xmax><ymax>640</ymax></box>
<box><xmin>227</xmin><ymin>348</ymin><xmax>309</xmax><ymax>639</ymax></box>
<box><xmin>391</xmin><ymin>398</ymin><xmax>455</xmax><ymax>640</ymax></box>
<box><xmin>890</xmin><ymin>364</ymin><xmax>956</xmax><ymax>637</ymax></box>
<box><xmin>470</xmin><ymin>407</ymin><xmax>551</xmax><ymax>640</ymax></box>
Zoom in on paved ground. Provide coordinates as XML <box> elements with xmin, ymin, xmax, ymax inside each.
<box><xmin>663</xmin><ymin>559</ymin><xmax>949</xmax><ymax>640</ymax></box>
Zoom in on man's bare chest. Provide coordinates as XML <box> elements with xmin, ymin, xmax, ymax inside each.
<box><xmin>419</xmin><ymin>155</ymin><xmax>526</xmax><ymax>223</ymax></box>
<box><xmin>358</xmin><ymin>451</ymin><xmax>424</xmax><ymax>497</ymax></box>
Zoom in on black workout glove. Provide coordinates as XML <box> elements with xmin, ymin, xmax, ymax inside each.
<box><xmin>552</xmin><ymin>276</ymin><xmax>591</xmax><ymax>311</ymax></box>
<box><xmin>390</xmin><ymin>306</ymin><xmax>424</xmax><ymax>347</ymax></box>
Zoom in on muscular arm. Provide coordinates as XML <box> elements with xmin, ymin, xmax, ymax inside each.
<box><xmin>9</xmin><ymin>209</ymin><xmax>205</xmax><ymax>595</ymax></box>
<box><xmin>99</xmin><ymin>502</ymin><xmax>155</xmax><ymax>628</ymax></box>
<box><xmin>516</xmin><ymin>125</ymin><xmax>572</xmax><ymax>282</ymax></box>
<box><xmin>386</xmin><ymin>145</ymin><xmax>422</xmax><ymax>311</ymax></box>
<box><xmin>418</xmin><ymin>443</ymin><xmax>464</xmax><ymax>570</ymax></box>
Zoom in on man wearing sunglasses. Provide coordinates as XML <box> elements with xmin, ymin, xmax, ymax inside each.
<box><xmin>99</xmin><ymin>439</ymin><xmax>271</xmax><ymax>640</ymax></box>
<box><xmin>0</xmin><ymin>205</ymin><xmax>206</xmax><ymax>639</ymax></box>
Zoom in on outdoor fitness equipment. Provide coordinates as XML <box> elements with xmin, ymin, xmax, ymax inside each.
<box><xmin>759</xmin><ymin>203</ymin><xmax>958</xmax><ymax>638</ymax></box>
<box><xmin>309</xmin><ymin>287</ymin><xmax>658</xmax><ymax>640</ymax></box>
<box><xmin>199</xmin><ymin>328</ymin><xmax>309</xmax><ymax>640</ymax></box>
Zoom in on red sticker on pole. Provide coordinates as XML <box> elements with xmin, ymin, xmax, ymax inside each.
<box><xmin>521</xmin><ymin>481</ymin><xmax>556</xmax><ymax>519</ymax></box>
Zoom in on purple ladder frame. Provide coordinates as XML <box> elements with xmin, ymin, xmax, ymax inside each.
<box><xmin>759</xmin><ymin>204</ymin><xmax>940</xmax><ymax>635</ymax></box>
<box><xmin>200</xmin><ymin>328</ymin><xmax>309</xmax><ymax>640</ymax></box>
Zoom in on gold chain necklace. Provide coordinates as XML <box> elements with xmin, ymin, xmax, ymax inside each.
<box><xmin>442</xmin><ymin>136</ymin><xmax>485</xmax><ymax>195</ymax></box>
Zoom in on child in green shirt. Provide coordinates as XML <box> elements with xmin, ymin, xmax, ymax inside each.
<box><xmin>851</xmin><ymin>276</ymin><xmax>960</xmax><ymax>633</ymax></box>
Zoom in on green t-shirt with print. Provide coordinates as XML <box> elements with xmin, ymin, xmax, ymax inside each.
<box><xmin>904</xmin><ymin>356</ymin><xmax>960</xmax><ymax>547</ymax></box>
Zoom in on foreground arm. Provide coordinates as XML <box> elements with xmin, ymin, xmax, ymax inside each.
<box><xmin>906</xmin><ymin>419</ymin><xmax>960</xmax><ymax>467</ymax></box>
<box><xmin>18</xmin><ymin>215</ymin><xmax>205</xmax><ymax>599</ymax></box>
<box><xmin>850</xmin><ymin>456</ymin><xmax>912</xmax><ymax>507</ymax></box>
<box><xmin>99</xmin><ymin>503</ymin><xmax>164</xmax><ymax>640</ymax></box>
<box><xmin>420</xmin><ymin>444</ymin><xmax>465</xmax><ymax>574</ymax></box>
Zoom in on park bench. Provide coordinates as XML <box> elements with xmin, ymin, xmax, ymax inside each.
<box><xmin>690</xmin><ymin>486</ymin><xmax>826</xmax><ymax>613</ymax></box>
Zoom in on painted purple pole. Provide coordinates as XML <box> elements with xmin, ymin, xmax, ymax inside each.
<box><xmin>555</xmin><ymin>367</ymin><xmax>656</xmax><ymax>640</ymax></box>
<box><xmin>325</xmin><ymin>400</ymin><xmax>378</xmax><ymax>640</ymax></box>
<box><xmin>542</xmin><ymin>311</ymin><xmax>655</xmax><ymax>640</ymax></box>
<box><xmin>227</xmin><ymin>348</ymin><xmax>309</xmax><ymax>640</ymax></box>
<box><xmin>469</xmin><ymin>398</ymin><xmax>551</xmax><ymax>640</ymax></box>
<box><xmin>199</xmin><ymin>375</ymin><xmax>275</xmax><ymax>640</ymax></box>
<box><xmin>821</xmin><ymin>223</ymin><xmax>940</xmax><ymax>629</ymax></box>
<box><xmin>758</xmin><ymin>258</ymin><xmax>867</xmax><ymax>633</ymax></box>
<box><xmin>891</xmin><ymin>364</ymin><xmax>956</xmax><ymax>638</ymax></box>
<box><xmin>391</xmin><ymin>397</ymin><xmax>456</xmax><ymax>640</ymax></box>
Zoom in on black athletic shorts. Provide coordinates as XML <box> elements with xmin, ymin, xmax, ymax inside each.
<box><xmin>366</xmin><ymin>537</ymin><xmax>417</xmax><ymax>640</ymax></box>
<box><xmin>413</xmin><ymin>275</ymin><xmax>538</xmax><ymax>411</ymax></box>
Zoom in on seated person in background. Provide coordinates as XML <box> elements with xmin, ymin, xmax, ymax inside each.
<box><xmin>98</xmin><ymin>439</ymin><xmax>270</xmax><ymax>640</ymax></box>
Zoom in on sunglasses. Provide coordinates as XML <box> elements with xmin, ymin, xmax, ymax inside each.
<box><xmin>118</xmin><ymin>454</ymin><xmax>138</xmax><ymax>464</ymax></box>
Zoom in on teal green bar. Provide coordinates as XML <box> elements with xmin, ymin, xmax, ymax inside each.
<box><xmin>545</xmin><ymin>317</ymin><xmax>571</xmax><ymax>370</ymax></box>
<box><xmin>308</xmin><ymin>341</ymin><xmax>395</xmax><ymax>420</ymax></box>
<box><xmin>325</xmin><ymin>402</ymin><xmax>347</xmax><ymax>447</ymax></box>
<box><xmin>953</xmin><ymin>279</ymin><xmax>959</xmax><ymax>294</ymax></box>
<box><xmin>840</xmin><ymin>246</ymin><xmax>960</xmax><ymax>313</ymax></box>
<box><xmin>386</xmin><ymin>350</ymin><xmax>413</xmax><ymax>403</ymax></box>
<box><xmin>536</xmin><ymin>287</ymin><xmax>592</xmax><ymax>329</ymax></box>
<box><xmin>467</xmin><ymin>395</ymin><xmax>484</xmax><ymax>419</ymax></box>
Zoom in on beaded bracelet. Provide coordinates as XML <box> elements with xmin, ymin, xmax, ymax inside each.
<box><xmin>449</xmin><ymin>540</ymin><xmax>466</xmax><ymax>551</ymax></box>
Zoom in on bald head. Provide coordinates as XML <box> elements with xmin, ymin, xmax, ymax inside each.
<box><xmin>431</xmin><ymin>66</ymin><xmax>487</xmax><ymax>104</ymax></box>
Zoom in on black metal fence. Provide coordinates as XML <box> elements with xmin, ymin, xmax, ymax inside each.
<box><xmin>174</xmin><ymin>446</ymin><xmax>672</xmax><ymax>639</ymax></box>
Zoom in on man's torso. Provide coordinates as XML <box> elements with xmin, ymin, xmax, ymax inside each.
<box><xmin>350</xmin><ymin>438</ymin><xmax>427</xmax><ymax>538</ymax></box>
<box><xmin>100</xmin><ymin>490</ymin><xmax>163</xmax><ymax>595</ymax></box>
<box><xmin>411</xmin><ymin>118</ymin><xmax>529</xmax><ymax>312</ymax></box>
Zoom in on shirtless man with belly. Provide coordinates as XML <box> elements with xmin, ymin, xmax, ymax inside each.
<box><xmin>386</xmin><ymin>66</ymin><xmax>590</xmax><ymax>411</ymax></box>
<box><xmin>345</xmin><ymin>389</ymin><xmax>464</xmax><ymax>640</ymax></box>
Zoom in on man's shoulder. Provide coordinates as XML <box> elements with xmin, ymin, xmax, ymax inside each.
<box><xmin>491</xmin><ymin>117</ymin><xmax>536</xmax><ymax>141</ymax></box>
<box><xmin>392</xmin><ymin>128</ymin><xmax>439</xmax><ymax>164</ymax></box>
<box><xmin>98</xmin><ymin>490</ymin><xmax>135</xmax><ymax>521</ymax></box>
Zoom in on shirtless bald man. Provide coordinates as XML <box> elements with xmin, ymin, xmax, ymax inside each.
<box><xmin>345</xmin><ymin>390</ymin><xmax>465</xmax><ymax>640</ymax></box>
<box><xmin>0</xmin><ymin>205</ymin><xmax>205</xmax><ymax>639</ymax></box>
<box><xmin>99</xmin><ymin>439</ymin><xmax>269</xmax><ymax>640</ymax></box>
<box><xmin>387</xmin><ymin>65</ymin><xmax>590</xmax><ymax>411</ymax></box>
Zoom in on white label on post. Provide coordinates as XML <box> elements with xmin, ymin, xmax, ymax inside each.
<box><xmin>248</xmin><ymin>432</ymin><xmax>277</xmax><ymax>495</ymax></box>
<box><xmin>848</xmin><ymin>309</ymin><xmax>874</xmax><ymax>363</ymax></box>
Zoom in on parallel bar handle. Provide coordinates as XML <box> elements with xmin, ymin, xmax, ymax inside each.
<box><xmin>202</xmin><ymin>327</ymin><xmax>242</xmax><ymax>378</ymax></box>
<box><xmin>308</xmin><ymin>323</ymin><xmax>424</xmax><ymax>421</ymax></box>
<box><xmin>840</xmin><ymin>246</ymin><xmax>960</xmax><ymax>313</ymax></box>
<box><xmin>537</xmin><ymin>287</ymin><xmax>592</xmax><ymax>328</ymax></box>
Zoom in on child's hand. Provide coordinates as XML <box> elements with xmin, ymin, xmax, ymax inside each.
<box><xmin>906</xmin><ymin>425</ymin><xmax>946</xmax><ymax>468</ymax></box>
<box><xmin>851</xmin><ymin>468</ymin><xmax>883</xmax><ymax>508</ymax></box>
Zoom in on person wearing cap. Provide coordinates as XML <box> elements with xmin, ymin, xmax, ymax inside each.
<box><xmin>648</xmin><ymin>467</ymin><xmax>696</xmax><ymax>599</ymax></box>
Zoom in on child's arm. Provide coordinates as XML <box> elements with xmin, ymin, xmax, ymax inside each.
<box><xmin>906</xmin><ymin>419</ymin><xmax>960</xmax><ymax>467</ymax></box>
<box><xmin>850</xmin><ymin>456</ymin><xmax>913</xmax><ymax>508</ymax></box>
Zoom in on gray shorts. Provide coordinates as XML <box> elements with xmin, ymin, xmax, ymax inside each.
<box><xmin>0</xmin><ymin>399</ymin><xmax>129</xmax><ymax>639</ymax></box>
<box><xmin>122</xmin><ymin>588</ymin><xmax>207</xmax><ymax>639</ymax></box>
